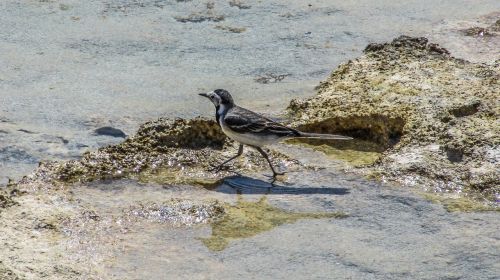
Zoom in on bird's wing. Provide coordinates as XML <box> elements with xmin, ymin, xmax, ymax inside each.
<box><xmin>224</xmin><ymin>107</ymin><xmax>300</xmax><ymax>137</ymax></box>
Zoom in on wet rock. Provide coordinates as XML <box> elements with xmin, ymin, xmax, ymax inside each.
<box><xmin>67</xmin><ymin>39</ymin><xmax>158</xmax><ymax>57</ymax></box>
<box><xmin>94</xmin><ymin>126</ymin><xmax>127</xmax><ymax>138</ymax></box>
<box><xmin>201</xmin><ymin>197</ymin><xmax>347</xmax><ymax>251</ymax></box>
<box><xmin>126</xmin><ymin>199</ymin><xmax>225</xmax><ymax>226</ymax></box>
<box><xmin>23</xmin><ymin>118</ymin><xmax>299</xmax><ymax>184</ymax></box>
<box><xmin>59</xmin><ymin>4</ymin><xmax>70</xmax><ymax>11</ymax></box>
<box><xmin>288</xmin><ymin>35</ymin><xmax>499</xmax><ymax>203</ymax></box>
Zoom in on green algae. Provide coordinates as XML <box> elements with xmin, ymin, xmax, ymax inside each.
<box><xmin>422</xmin><ymin>193</ymin><xmax>499</xmax><ymax>212</ymax></box>
<box><xmin>201</xmin><ymin>196</ymin><xmax>348</xmax><ymax>251</ymax></box>
<box><xmin>286</xmin><ymin>138</ymin><xmax>382</xmax><ymax>166</ymax></box>
<box><xmin>287</xmin><ymin>36</ymin><xmax>500</xmax><ymax>202</ymax></box>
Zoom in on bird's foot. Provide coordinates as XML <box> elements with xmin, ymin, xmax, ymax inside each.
<box><xmin>264</xmin><ymin>171</ymin><xmax>286</xmax><ymax>186</ymax></box>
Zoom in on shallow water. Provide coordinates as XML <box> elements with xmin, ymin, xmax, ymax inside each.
<box><xmin>0</xmin><ymin>137</ymin><xmax>498</xmax><ymax>278</ymax></box>
<box><xmin>55</xmin><ymin>161</ymin><xmax>500</xmax><ymax>279</ymax></box>
<box><xmin>1</xmin><ymin>0</ymin><xmax>500</xmax><ymax>183</ymax></box>
<box><xmin>1</xmin><ymin>2</ymin><xmax>500</xmax><ymax>278</ymax></box>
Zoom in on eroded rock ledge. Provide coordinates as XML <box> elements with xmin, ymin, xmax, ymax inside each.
<box><xmin>288</xmin><ymin>35</ymin><xmax>499</xmax><ymax>203</ymax></box>
<box><xmin>19</xmin><ymin>117</ymin><xmax>300</xmax><ymax>186</ymax></box>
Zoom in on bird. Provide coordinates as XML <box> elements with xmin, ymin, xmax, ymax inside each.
<box><xmin>199</xmin><ymin>89</ymin><xmax>353</xmax><ymax>177</ymax></box>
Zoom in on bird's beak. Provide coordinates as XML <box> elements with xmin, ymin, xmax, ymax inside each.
<box><xmin>198</xmin><ymin>93</ymin><xmax>208</xmax><ymax>98</ymax></box>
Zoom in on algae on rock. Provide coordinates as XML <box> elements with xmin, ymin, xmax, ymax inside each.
<box><xmin>21</xmin><ymin>118</ymin><xmax>300</xmax><ymax>186</ymax></box>
<box><xmin>201</xmin><ymin>196</ymin><xmax>348</xmax><ymax>251</ymax></box>
<box><xmin>288</xmin><ymin>36</ymin><xmax>499</xmax><ymax>204</ymax></box>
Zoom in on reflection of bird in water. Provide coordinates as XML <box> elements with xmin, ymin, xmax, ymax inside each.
<box><xmin>199</xmin><ymin>89</ymin><xmax>353</xmax><ymax>177</ymax></box>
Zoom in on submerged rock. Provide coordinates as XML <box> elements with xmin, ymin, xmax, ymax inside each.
<box><xmin>201</xmin><ymin>196</ymin><xmax>347</xmax><ymax>251</ymax></box>
<box><xmin>125</xmin><ymin>199</ymin><xmax>225</xmax><ymax>226</ymax></box>
<box><xmin>288</xmin><ymin>35</ymin><xmax>499</xmax><ymax>203</ymax></box>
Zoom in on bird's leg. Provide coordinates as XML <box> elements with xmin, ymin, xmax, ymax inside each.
<box><xmin>211</xmin><ymin>144</ymin><xmax>244</xmax><ymax>172</ymax></box>
<box><xmin>255</xmin><ymin>147</ymin><xmax>285</xmax><ymax>178</ymax></box>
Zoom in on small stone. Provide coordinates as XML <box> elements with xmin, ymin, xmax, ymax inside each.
<box><xmin>94</xmin><ymin>127</ymin><xmax>127</xmax><ymax>138</ymax></box>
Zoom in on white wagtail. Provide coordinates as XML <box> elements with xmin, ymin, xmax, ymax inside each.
<box><xmin>199</xmin><ymin>89</ymin><xmax>353</xmax><ymax>177</ymax></box>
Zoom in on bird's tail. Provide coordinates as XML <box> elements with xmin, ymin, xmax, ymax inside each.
<box><xmin>296</xmin><ymin>131</ymin><xmax>353</xmax><ymax>140</ymax></box>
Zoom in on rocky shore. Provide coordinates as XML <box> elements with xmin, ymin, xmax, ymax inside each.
<box><xmin>288</xmin><ymin>35</ymin><xmax>499</xmax><ymax>206</ymax></box>
<box><xmin>1</xmin><ymin>35</ymin><xmax>499</xmax><ymax>279</ymax></box>
<box><xmin>13</xmin><ymin>36</ymin><xmax>498</xmax><ymax>205</ymax></box>
<box><xmin>0</xmin><ymin>118</ymin><xmax>308</xmax><ymax>279</ymax></box>
<box><xmin>21</xmin><ymin>117</ymin><xmax>301</xmax><ymax>186</ymax></box>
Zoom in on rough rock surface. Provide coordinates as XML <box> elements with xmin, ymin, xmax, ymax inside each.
<box><xmin>0</xmin><ymin>117</ymin><xmax>305</xmax><ymax>279</ymax></box>
<box><xmin>288</xmin><ymin>36</ymin><xmax>499</xmax><ymax>203</ymax></box>
<box><xmin>1</xmin><ymin>35</ymin><xmax>498</xmax><ymax>279</ymax></box>
<box><xmin>21</xmin><ymin>117</ymin><xmax>300</xmax><ymax>186</ymax></box>
<box><xmin>0</xmin><ymin>183</ymin><xmax>228</xmax><ymax>279</ymax></box>
<box><xmin>0</xmin><ymin>192</ymin><xmax>17</xmax><ymax>211</ymax></box>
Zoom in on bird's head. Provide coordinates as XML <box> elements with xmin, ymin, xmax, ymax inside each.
<box><xmin>199</xmin><ymin>89</ymin><xmax>234</xmax><ymax>108</ymax></box>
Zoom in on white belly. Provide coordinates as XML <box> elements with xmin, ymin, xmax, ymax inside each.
<box><xmin>220</xmin><ymin>121</ymin><xmax>277</xmax><ymax>147</ymax></box>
